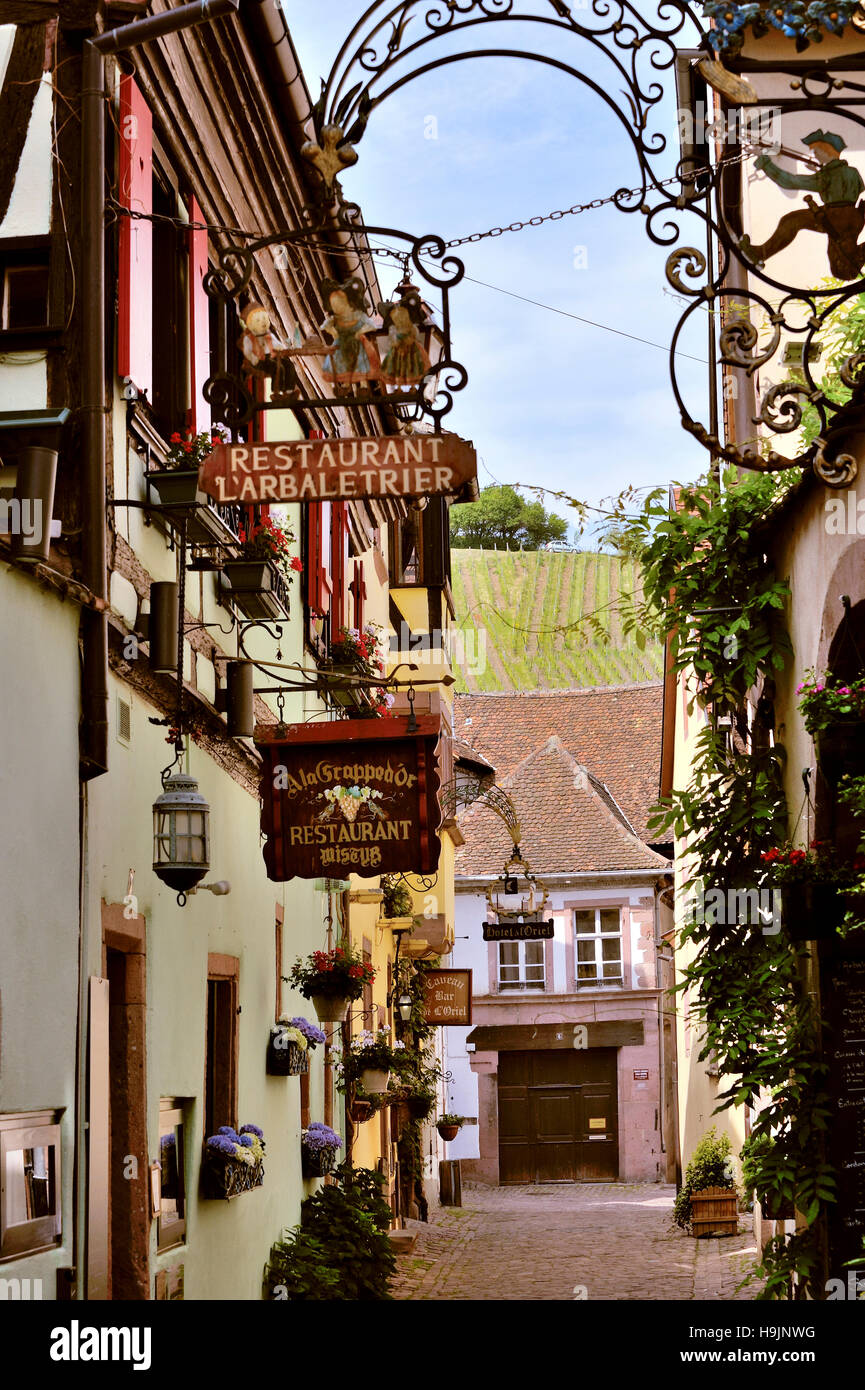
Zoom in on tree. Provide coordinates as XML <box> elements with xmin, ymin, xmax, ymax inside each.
<box><xmin>450</xmin><ymin>485</ymin><xmax>568</xmax><ymax>550</ymax></box>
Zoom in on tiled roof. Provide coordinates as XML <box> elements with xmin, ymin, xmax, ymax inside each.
<box><xmin>454</xmin><ymin>736</ymin><xmax>669</xmax><ymax>877</ymax></box>
<box><xmin>454</xmin><ymin>684</ymin><xmax>664</xmax><ymax>842</ymax></box>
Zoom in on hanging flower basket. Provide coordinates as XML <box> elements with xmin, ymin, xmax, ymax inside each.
<box><xmin>349</xmin><ymin>1097</ymin><xmax>375</xmax><ymax>1124</ymax></box>
<box><xmin>202</xmin><ymin>1125</ymin><xmax>265</xmax><ymax>1199</ymax></box>
<box><xmin>359</xmin><ymin>1068</ymin><xmax>391</xmax><ymax>1094</ymax></box>
<box><xmin>310</xmin><ymin>993</ymin><xmax>351</xmax><ymax>1023</ymax></box>
<box><xmin>407</xmin><ymin>1092</ymin><xmax>436</xmax><ymax>1121</ymax></box>
<box><xmin>781</xmin><ymin>883</ymin><xmax>849</xmax><ymax>940</ymax></box>
<box><xmin>815</xmin><ymin>723</ymin><xmax>865</xmax><ymax>780</ymax></box>
<box><xmin>759</xmin><ymin>1192</ymin><xmax>795</xmax><ymax>1222</ymax></box>
<box><xmin>437</xmin><ymin>1123</ymin><xmax>460</xmax><ymax>1142</ymax></box>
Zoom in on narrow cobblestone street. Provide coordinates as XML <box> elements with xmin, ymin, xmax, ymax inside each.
<box><xmin>392</xmin><ymin>1184</ymin><xmax>759</xmax><ymax>1301</ymax></box>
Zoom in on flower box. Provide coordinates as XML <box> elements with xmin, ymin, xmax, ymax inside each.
<box><xmin>146</xmin><ymin>468</ymin><xmax>206</xmax><ymax>508</ymax></box>
<box><xmin>690</xmin><ymin>1186</ymin><xmax>739</xmax><ymax>1238</ymax></box>
<box><xmin>201</xmin><ymin>1151</ymin><xmax>265</xmax><ymax>1200</ymax></box>
<box><xmin>301</xmin><ymin>1148</ymin><xmax>337</xmax><ymax>1178</ymax></box>
<box><xmin>266</xmin><ymin>1037</ymin><xmax>309</xmax><ymax>1076</ymax></box>
<box><xmin>219</xmin><ymin>561</ymin><xmax>287</xmax><ymax>620</ymax></box>
<box><xmin>300</xmin><ymin>1122</ymin><xmax>342</xmax><ymax>1178</ymax></box>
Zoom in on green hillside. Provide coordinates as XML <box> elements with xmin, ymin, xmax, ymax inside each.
<box><xmin>449</xmin><ymin>549</ymin><xmax>663</xmax><ymax>693</ymax></box>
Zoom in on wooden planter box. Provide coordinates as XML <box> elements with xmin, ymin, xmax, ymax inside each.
<box><xmin>201</xmin><ymin>1153</ymin><xmax>265</xmax><ymax>1200</ymax></box>
<box><xmin>266</xmin><ymin>1036</ymin><xmax>309</xmax><ymax>1076</ymax></box>
<box><xmin>349</xmin><ymin>1098</ymin><xmax>375</xmax><ymax>1124</ymax></box>
<box><xmin>816</xmin><ymin>722</ymin><xmax>865</xmax><ymax>780</ymax></box>
<box><xmin>690</xmin><ymin>1186</ymin><xmax>739</xmax><ymax>1237</ymax></box>
<box><xmin>389</xmin><ymin>1100</ymin><xmax>412</xmax><ymax>1135</ymax></box>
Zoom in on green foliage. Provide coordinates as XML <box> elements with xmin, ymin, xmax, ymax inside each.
<box><xmin>380</xmin><ymin>874</ymin><xmax>414</xmax><ymax>919</ymax></box>
<box><xmin>450</xmin><ymin>485</ymin><xmax>567</xmax><ymax>550</ymax></box>
<box><xmin>264</xmin><ymin>1162</ymin><xmax>396</xmax><ymax>1301</ymax></box>
<box><xmin>673</xmin><ymin>1127</ymin><xmax>739</xmax><ymax>1230</ymax></box>
<box><xmin>614</xmin><ymin>471</ymin><xmax>836</xmax><ymax>1297</ymax></box>
<box><xmin>800</xmin><ymin>289</ymin><xmax>865</xmax><ymax>449</ymax></box>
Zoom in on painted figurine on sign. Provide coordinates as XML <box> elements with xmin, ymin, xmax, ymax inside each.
<box><xmin>377</xmin><ymin>290</ymin><xmax>432</xmax><ymax>387</ymax></box>
<box><xmin>740</xmin><ymin>130</ymin><xmax>865</xmax><ymax>281</ymax></box>
<box><xmin>238</xmin><ymin>302</ymin><xmax>293</xmax><ymax>394</ymax></box>
<box><xmin>319</xmin><ymin>277</ymin><xmax>381</xmax><ymax>385</ymax></box>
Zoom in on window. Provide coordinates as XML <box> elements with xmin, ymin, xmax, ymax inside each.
<box><xmin>498</xmin><ymin>941</ymin><xmax>545</xmax><ymax>991</ymax></box>
<box><xmin>205</xmin><ymin>956</ymin><xmax>239</xmax><ymax>1137</ymax></box>
<box><xmin>0</xmin><ymin>238</ymin><xmax>50</xmax><ymax>332</ymax></box>
<box><xmin>0</xmin><ymin>1111</ymin><xmax>62</xmax><ymax>1261</ymax></box>
<box><xmin>157</xmin><ymin>1100</ymin><xmax>186</xmax><ymax>1252</ymax></box>
<box><xmin>151</xmin><ymin>168</ymin><xmax>189</xmax><ymax>438</ymax></box>
<box><xmin>574</xmin><ymin>909</ymin><xmax>623</xmax><ymax>988</ymax></box>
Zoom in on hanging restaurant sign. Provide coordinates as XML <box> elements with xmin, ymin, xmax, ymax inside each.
<box><xmin>482</xmin><ymin>920</ymin><xmax>554</xmax><ymax>942</ymax></box>
<box><xmin>198</xmin><ymin>433</ymin><xmax>478</xmax><ymax>505</ymax></box>
<box><xmin>255</xmin><ymin>715</ymin><xmax>442</xmax><ymax>881</ymax></box>
<box><xmin>421</xmin><ymin>969</ymin><xmax>472</xmax><ymax>1026</ymax></box>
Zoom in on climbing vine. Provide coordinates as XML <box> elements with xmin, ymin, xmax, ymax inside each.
<box><xmin>618</xmin><ymin>470</ymin><xmax>837</xmax><ymax>1298</ymax></box>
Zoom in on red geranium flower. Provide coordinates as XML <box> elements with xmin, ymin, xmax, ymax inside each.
<box><xmin>290</xmin><ymin>557</ymin><xmax>303</xmax><ymax>572</ymax></box>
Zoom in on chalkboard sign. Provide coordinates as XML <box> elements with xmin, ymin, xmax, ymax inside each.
<box><xmin>822</xmin><ymin>946</ymin><xmax>865</xmax><ymax>1272</ymax></box>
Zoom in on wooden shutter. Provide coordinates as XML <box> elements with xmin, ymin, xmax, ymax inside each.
<box><xmin>305</xmin><ymin>432</ymin><xmax>332</xmax><ymax>617</ymax></box>
<box><xmin>350</xmin><ymin>559</ymin><xmax>366</xmax><ymax>630</ymax></box>
<box><xmin>330</xmin><ymin>502</ymin><xmax>349</xmax><ymax>635</ymax></box>
<box><xmin>187</xmin><ymin>194</ymin><xmax>210</xmax><ymax>434</ymax></box>
<box><xmin>117</xmin><ymin>76</ymin><xmax>153</xmax><ymax>399</ymax></box>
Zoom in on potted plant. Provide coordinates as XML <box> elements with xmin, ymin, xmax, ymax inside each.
<box><xmin>436</xmin><ymin>1114</ymin><xmax>464</xmax><ymax>1142</ymax></box>
<box><xmin>740</xmin><ymin>1131</ymin><xmax>795</xmax><ymax>1222</ymax></box>
<box><xmin>759</xmin><ymin>843</ymin><xmax>864</xmax><ymax>940</ymax></box>
<box><xmin>267</xmin><ymin>1015</ymin><xmax>326</xmax><ymax>1076</ymax></box>
<box><xmin>202</xmin><ymin>1124</ymin><xmax>265</xmax><ymax>1199</ymax></box>
<box><xmin>798</xmin><ymin>670</ymin><xmax>865</xmax><ymax>777</ymax></box>
<box><xmin>344</xmin><ymin>1025</ymin><xmax>405</xmax><ymax>1094</ymax></box>
<box><xmin>146</xmin><ymin>427</ymin><xmax>226</xmax><ymax>507</ymax></box>
<box><xmin>221</xmin><ymin>513</ymin><xmax>302</xmax><ymax>616</ymax></box>
<box><xmin>285</xmin><ymin>946</ymin><xmax>376</xmax><ymax>1023</ymax></box>
<box><xmin>326</xmin><ymin>623</ymin><xmax>394</xmax><ymax>718</ymax></box>
<box><xmin>380</xmin><ymin>874</ymin><xmax>414</xmax><ymax>921</ymax></box>
<box><xmin>673</xmin><ymin>1127</ymin><xmax>740</xmax><ymax>1237</ymax></box>
<box><xmin>301</xmin><ymin>1122</ymin><xmax>342</xmax><ymax>1178</ymax></box>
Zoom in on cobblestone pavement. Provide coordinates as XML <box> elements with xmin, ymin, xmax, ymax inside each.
<box><xmin>391</xmin><ymin>1183</ymin><xmax>759</xmax><ymax>1301</ymax></box>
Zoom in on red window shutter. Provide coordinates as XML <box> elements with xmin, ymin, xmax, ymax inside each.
<box><xmin>187</xmin><ymin>194</ymin><xmax>210</xmax><ymax>435</ymax></box>
<box><xmin>117</xmin><ymin>76</ymin><xmax>152</xmax><ymax>399</ymax></box>
<box><xmin>330</xmin><ymin>502</ymin><xmax>349</xmax><ymax>635</ymax></box>
<box><xmin>350</xmin><ymin>559</ymin><xmax>366</xmax><ymax>630</ymax></box>
<box><xmin>305</xmin><ymin>432</ymin><xmax>331</xmax><ymax>616</ymax></box>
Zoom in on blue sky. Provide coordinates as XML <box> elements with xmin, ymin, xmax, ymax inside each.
<box><xmin>287</xmin><ymin>2</ymin><xmax>709</xmax><ymax>541</ymax></box>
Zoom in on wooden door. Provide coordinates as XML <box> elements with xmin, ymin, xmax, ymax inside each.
<box><xmin>498</xmin><ymin>1049</ymin><xmax>618</xmax><ymax>1184</ymax></box>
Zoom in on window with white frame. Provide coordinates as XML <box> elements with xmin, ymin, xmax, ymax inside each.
<box><xmin>497</xmin><ymin>940</ymin><xmax>545</xmax><ymax>991</ymax></box>
<box><xmin>574</xmin><ymin>908</ymin><xmax>623</xmax><ymax>988</ymax></box>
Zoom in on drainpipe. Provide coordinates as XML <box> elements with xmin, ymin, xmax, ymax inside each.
<box><xmin>79</xmin><ymin>1</ymin><xmax>239</xmax><ymax>778</ymax></box>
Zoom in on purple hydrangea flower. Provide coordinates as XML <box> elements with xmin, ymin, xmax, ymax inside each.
<box><xmin>217</xmin><ymin>1126</ymin><xmax>239</xmax><ymax>1140</ymax></box>
<box><xmin>291</xmin><ymin>1017</ymin><xmax>326</xmax><ymax>1046</ymax></box>
<box><xmin>239</xmin><ymin>1123</ymin><xmax>264</xmax><ymax>1139</ymax></box>
<box><xmin>206</xmin><ymin>1135</ymin><xmax>238</xmax><ymax>1156</ymax></box>
<box><xmin>237</xmin><ymin>1133</ymin><xmax>255</xmax><ymax>1148</ymax></box>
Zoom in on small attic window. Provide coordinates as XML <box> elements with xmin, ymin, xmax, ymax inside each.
<box><xmin>0</xmin><ymin>241</ymin><xmax>50</xmax><ymax>331</ymax></box>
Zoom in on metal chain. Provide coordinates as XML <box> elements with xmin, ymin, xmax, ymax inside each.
<box><xmin>441</xmin><ymin>151</ymin><xmax>751</xmax><ymax>248</ymax></box>
<box><xmin>104</xmin><ymin>150</ymin><xmax>750</xmax><ymax>252</ymax></box>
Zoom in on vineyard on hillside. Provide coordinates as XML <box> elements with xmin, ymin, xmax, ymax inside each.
<box><xmin>449</xmin><ymin>549</ymin><xmax>663</xmax><ymax>693</ymax></box>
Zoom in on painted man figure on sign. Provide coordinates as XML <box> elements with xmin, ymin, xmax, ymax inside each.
<box><xmin>740</xmin><ymin>130</ymin><xmax>865</xmax><ymax>281</ymax></box>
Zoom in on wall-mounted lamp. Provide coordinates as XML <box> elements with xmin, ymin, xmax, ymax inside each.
<box><xmin>187</xmin><ymin>880</ymin><xmax>232</xmax><ymax>897</ymax></box>
<box><xmin>397</xmin><ymin>991</ymin><xmax>413</xmax><ymax>1024</ymax></box>
<box><xmin>148</xmin><ymin>581</ymin><xmax>179</xmax><ymax>673</ymax></box>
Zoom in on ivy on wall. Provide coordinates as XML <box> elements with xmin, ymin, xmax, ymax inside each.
<box><xmin>621</xmin><ymin>470</ymin><xmax>837</xmax><ymax>1298</ymax></box>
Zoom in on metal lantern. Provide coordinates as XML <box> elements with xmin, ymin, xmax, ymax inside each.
<box><xmin>152</xmin><ymin>771</ymin><xmax>210</xmax><ymax>902</ymax></box>
<box><xmin>397</xmin><ymin>991</ymin><xmax>413</xmax><ymax>1024</ymax></box>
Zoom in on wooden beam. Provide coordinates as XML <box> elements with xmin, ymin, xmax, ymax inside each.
<box><xmin>0</xmin><ymin>21</ymin><xmax>47</xmax><ymax>226</ymax></box>
<box><xmin>466</xmin><ymin>1020</ymin><xmax>645</xmax><ymax>1051</ymax></box>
